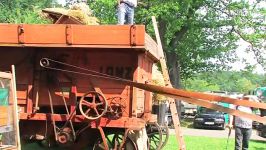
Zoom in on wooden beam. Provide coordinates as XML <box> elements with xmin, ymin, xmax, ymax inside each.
<box><xmin>152</xmin><ymin>16</ymin><xmax>186</xmax><ymax>150</ymax></box>
<box><xmin>164</xmin><ymin>94</ymin><xmax>266</xmax><ymax>124</ymax></box>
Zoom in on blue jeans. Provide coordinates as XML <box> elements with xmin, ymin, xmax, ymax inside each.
<box><xmin>117</xmin><ymin>3</ymin><xmax>135</xmax><ymax>25</ymax></box>
<box><xmin>235</xmin><ymin>127</ymin><xmax>252</xmax><ymax>150</ymax></box>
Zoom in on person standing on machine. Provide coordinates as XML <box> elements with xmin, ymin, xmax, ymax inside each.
<box><xmin>117</xmin><ymin>0</ymin><xmax>137</xmax><ymax>25</ymax></box>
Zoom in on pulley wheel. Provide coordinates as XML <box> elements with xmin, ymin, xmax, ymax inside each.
<box><xmin>79</xmin><ymin>91</ymin><xmax>108</xmax><ymax>120</ymax></box>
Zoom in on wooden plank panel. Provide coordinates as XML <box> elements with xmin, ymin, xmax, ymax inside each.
<box><xmin>0</xmin><ymin>24</ymin><xmax>147</xmax><ymax>46</ymax></box>
<box><xmin>23</xmin><ymin>24</ymin><xmax>66</xmax><ymax>44</ymax></box>
<box><xmin>17</xmin><ymin>99</ymin><xmax>27</xmax><ymax>105</ymax></box>
<box><xmin>19</xmin><ymin>113</ymin><xmax>145</xmax><ymax>130</ymax></box>
<box><xmin>0</xmin><ymin>24</ymin><xmax>18</xmax><ymax>44</ymax></box>
<box><xmin>145</xmin><ymin>33</ymin><xmax>159</xmax><ymax>60</ymax></box>
<box><xmin>71</xmin><ymin>25</ymin><xmax>145</xmax><ymax>45</ymax></box>
<box><xmin>135</xmin><ymin>25</ymin><xmax>145</xmax><ymax>46</ymax></box>
<box><xmin>17</xmin><ymin>91</ymin><xmax>27</xmax><ymax>99</ymax></box>
<box><xmin>72</xmin><ymin>25</ymin><xmax>130</xmax><ymax>45</ymax></box>
<box><xmin>0</xmin><ymin>72</ymin><xmax>12</xmax><ymax>79</ymax></box>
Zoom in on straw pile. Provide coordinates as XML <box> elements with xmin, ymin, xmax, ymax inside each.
<box><xmin>43</xmin><ymin>2</ymin><xmax>99</xmax><ymax>25</ymax></box>
<box><xmin>152</xmin><ymin>65</ymin><xmax>166</xmax><ymax>101</ymax></box>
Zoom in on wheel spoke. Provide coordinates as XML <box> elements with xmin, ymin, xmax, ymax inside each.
<box><xmin>152</xmin><ymin>135</ymin><xmax>160</xmax><ymax>140</ymax></box>
<box><xmin>93</xmin><ymin>132</ymin><xmax>137</xmax><ymax>150</ymax></box>
<box><xmin>80</xmin><ymin>91</ymin><xmax>108</xmax><ymax>120</ymax></box>
<box><xmin>84</xmin><ymin>108</ymin><xmax>91</xmax><ymax>115</ymax></box>
<box><xmin>92</xmin><ymin>95</ymin><xmax>96</xmax><ymax>104</ymax></box>
<box><xmin>117</xmin><ymin>135</ymin><xmax>123</xmax><ymax>141</ymax></box>
<box><xmin>151</xmin><ymin>137</ymin><xmax>159</xmax><ymax>143</ymax></box>
<box><xmin>97</xmin><ymin>93</ymin><xmax>103</xmax><ymax>101</ymax></box>
<box><xmin>94</xmin><ymin>108</ymin><xmax>100</xmax><ymax>116</ymax></box>
<box><xmin>96</xmin><ymin>102</ymin><xmax>104</xmax><ymax>106</ymax></box>
<box><xmin>146</xmin><ymin>123</ymin><xmax>163</xmax><ymax>150</ymax></box>
<box><xmin>111</xmin><ymin>134</ymin><xmax>116</xmax><ymax>146</ymax></box>
<box><xmin>107</xmin><ymin>136</ymin><xmax>112</xmax><ymax>145</ymax></box>
<box><xmin>82</xmin><ymin>100</ymin><xmax>92</xmax><ymax>107</ymax></box>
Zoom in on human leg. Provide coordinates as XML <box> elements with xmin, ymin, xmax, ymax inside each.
<box><xmin>127</xmin><ymin>7</ymin><xmax>134</xmax><ymax>25</ymax></box>
<box><xmin>126</xmin><ymin>6</ymin><xmax>134</xmax><ymax>25</ymax></box>
<box><xmin>242</xmin><ymin>128</ymin><xmax>252</xmax><ymax>150</ymax></box>
<box><xmin>117</xmin><ymin>3</ymin><xmax>126</xmax><ymax>25</ymax></box>
<box><xmin>235</xmin><ymin>127</ymin><xmax>243</xmax><ymax>150</ymax></box>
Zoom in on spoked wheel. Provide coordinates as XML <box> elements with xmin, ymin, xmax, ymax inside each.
<box><xmin>93</xmin><ymin>131</ymin><xmax>137</xmax><ymax>150</ymax></box>
<box><xmin>160</xmin><ymin>123</ymin><xmax>169</xmax><ymax>149</ymax></box>
<box><xmin>146</xmin><ymin>122</ymin><xmax>163</xmax><ymax>150</ymax></box>
<box><xmin>79</xmin><ymin>91</ymin><xmax>108</xmax><ymax>120</ymax></box>
<box><xmin>106</xmin><ymin>97</ymin><xmax>127</xmax><ymax>119</ymax></box>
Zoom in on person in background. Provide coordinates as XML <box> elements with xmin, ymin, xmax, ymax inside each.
<box><xmin>117</xmin><ymin>0</ymin><xmax>137</xmax><ymax>25</ymax></box>
<box><xmin>228</xmin><ymin>96</ymin><xmax>253</xmax><ymax>150</ymax></box>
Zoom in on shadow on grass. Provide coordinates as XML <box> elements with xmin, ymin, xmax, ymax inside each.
<box><xmin>253</xmin><ymin>148</ymin><xmax>265</xmax><ymax>150</ymax></box>
<box><xmin>250</xmin><ymin>139</ymin><xmax>266</xmax><ymax>143</ymax></box>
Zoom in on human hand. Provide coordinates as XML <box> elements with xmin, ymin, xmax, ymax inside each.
<box><xmin>227</xmin><ymin>124</ymin><xmax>233</xmax><ymax>129</ymax></box>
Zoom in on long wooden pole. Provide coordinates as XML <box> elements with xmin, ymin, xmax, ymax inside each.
<box><xmin>40</xmin><ymin>60</ymin><xmax>266</xmax><ymax>123</ymax></box>
<box><xmin>11</xmin><ymin>65</ymin><xmax>21</xmax><ymax>150</ymax></box>
<box><xmin>85</xmin><ymin>75</ymin><xmax>266</xmax><ymax>123</ymax></box>
<box><xmin>151</xmin><ymin>16</ymin><xmax>186</xmax><ymax>150</ymax></box>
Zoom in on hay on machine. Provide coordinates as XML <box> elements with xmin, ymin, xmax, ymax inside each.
<box><xmin>42</xmin><ymin>2</ymin><xmax>99</xmax><ymax>25</ymax></box>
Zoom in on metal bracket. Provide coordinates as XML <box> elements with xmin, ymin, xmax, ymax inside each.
<box><xmin>130</xmin><ymin>25</ymin><xmax>137</xmax><ymax>46</ymax></box>
<box><xmin>18</xmin><ymin>25</ymin><xmax>24</xmax><ymax>44</ymax></box>
<box><xmin>66</xmin><ymin>25</ymin><xmax>73</xmax><ymax>45</ymax></box>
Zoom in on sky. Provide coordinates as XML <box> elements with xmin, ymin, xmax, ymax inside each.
<box><xmin>231</xmin><ymin>41</ymin><xmax>265</xmax><ymax>74</ymax></box>
<box><xmin>231</xmin><ymin>0</ymin><xmax>266</xmax><ymax>74</ymax></box>
<box><xmin>57</xmin><ymin>0</ymin><xmax>66</xmax><ymax>5</ymax></box>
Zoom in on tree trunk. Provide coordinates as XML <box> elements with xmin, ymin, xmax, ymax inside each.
<box><xmin>157</xmin><ymin>18</ymin><xmax>186</xmax><ymax>117</ymax></box>
<box><xmin>166</xmin><ymin>51</ymin><xmax>182</xmax><ymax>117</ymax></box>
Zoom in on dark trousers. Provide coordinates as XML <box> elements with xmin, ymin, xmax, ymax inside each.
<box><xmin>235</xmin><ymin>127</ymin><xmax>252</xmax><ymax>150</ymax></box>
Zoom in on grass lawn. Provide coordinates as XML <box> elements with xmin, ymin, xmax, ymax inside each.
<box><xmin>22</xmin><ymin>135</ymin><xmax>265</xmax><ymax>150</ymax></box>
<box><xmin>164</xmin><ymin>135</ymin><xmax>266</xmax><ymax>150</ymax></box>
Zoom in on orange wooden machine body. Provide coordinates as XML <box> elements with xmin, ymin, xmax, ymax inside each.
<box><xmin>0</xmin><ymin>23</ymin><xmax>159</xmax><ymax>148</ymax></box>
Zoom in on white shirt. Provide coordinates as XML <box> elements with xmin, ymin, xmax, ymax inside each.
<box><xmin>123</xmin><ymin>0</ymin><xmax>137</xmax><ymax>7</ymax></box>
<box><xmin>232</xmin><ymin>105</ymin><xmax>253</xmax><ymax>129</ymax></box>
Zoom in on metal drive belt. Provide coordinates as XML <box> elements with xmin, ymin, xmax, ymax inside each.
<box><xmin>40</xmin><ymin>58</ymin><xmax>266</xmax><ymax>124</ymax></box>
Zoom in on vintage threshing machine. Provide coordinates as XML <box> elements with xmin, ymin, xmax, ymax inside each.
<box><xmin>0</xmin><ymin>23</ymin><xmax>164</xmax><ymax>149</ymax></box>
<box><xmin>1</xmin><ymin>10</ymin><xmax>266</xmax><ymax>150</ymax></box>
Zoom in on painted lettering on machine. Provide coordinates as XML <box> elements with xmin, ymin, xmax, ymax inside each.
<box><xmin>99</xmin><ymin>66</ymin><xmax>133</xmax><ymax>79</ymax></box>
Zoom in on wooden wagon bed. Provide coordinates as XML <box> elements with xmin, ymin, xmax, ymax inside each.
<box><xmin>0</xmin><ymin>24</ymin><xmax>159</xmax><ymax>130</ymax></box>
<box><xmin>0</xmin><ymin>24</ymin><xmax>159</xmax><ymax>60</ymax></box>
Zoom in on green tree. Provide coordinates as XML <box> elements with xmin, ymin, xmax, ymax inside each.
<box><xmin>87</xmin><ymin>0</ymin><xmax>265</xmax><ymax>89</ymax></box>
<box><xmin>0</xmin><ymin>0</ymin><xmax>54</xmax><ymax>23</ymax></box>
<box><xmin>137</xmin><ymin>0</ymin><xmax>265</xmax><ymax>88</ymax></box>
<box><xmin>184</xmin><ymin>78</ymin><xmax>220</xmax><ymax>92</ymax></box>
<box><xmin>184</xmin><ymin>71</ymin><xmax>266</xmax><ymax>93</ymax></box>
<box><xmin>235</xmin><ymin>78</ymin><xmax>257</xmax><ymax>93</ymax></box>
<box><xmin>87</xmin><ymin>0</ymin><xmax>117</xmax><ymax>24</ymax></box>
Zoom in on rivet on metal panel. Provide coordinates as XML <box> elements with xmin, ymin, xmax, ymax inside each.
<box><xmin>18</xmin><ymin>25</ymin><xmax>24</xmax><ymax>44</ymax></box>
<box><xmin>66</xmin><ymin>25</ymin><xmax>73</xmax><ymax>45</ymax></box>
<box><xmin>130</xmin><ymin>25</ymin><xmax>136</xmax><ymax>46</ymax></box>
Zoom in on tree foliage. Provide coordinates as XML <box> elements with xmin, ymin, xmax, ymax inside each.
<box><xmin>87</xmin><ymin>0</ymin><xmax>265</xmax><ymax>88</ymax></box>
<box><xmin>184</xmin><ymin>78</ymin><xmax>220</xmax><ymax>92</ymax></box>
<box><xmin>87</xmin><ymin>0</ymin><xmax>117</xmax><ymax>24</ymax></box>
<box><xmin>0</xmin><ymin>0</ymin><xmax>54</xmax><ymax>23</ymax></box>
<box><xmin>184</xmin><ymin>71</ymin><xmax>266</xmax><ymax>93</ymax></box>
